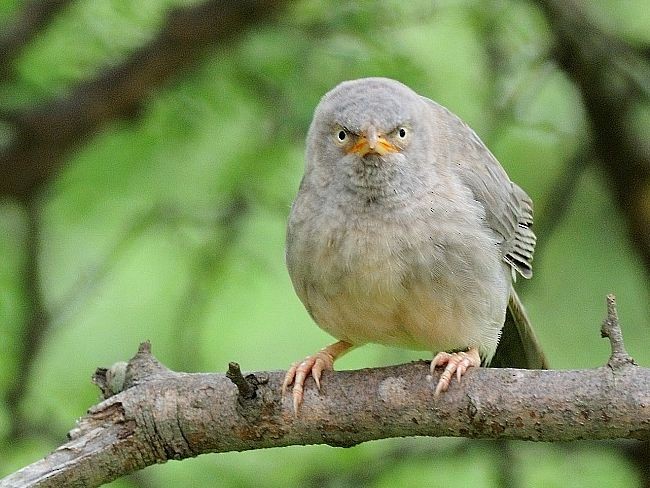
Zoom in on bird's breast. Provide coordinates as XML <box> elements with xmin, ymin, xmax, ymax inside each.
<box><xmin>310</xmin><ymin>209</ymin><xmax>418</xmax><ymax>294</ymax></box>
<box><xmin>286</xmin><ymin>184</ymin><xmax>509</xmax><ymax>353</ymax></box>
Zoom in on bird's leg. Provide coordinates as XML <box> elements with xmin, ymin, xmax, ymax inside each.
<box><xmin>282</xmin><ymin>340</ymin><xmax>353</xmax><ymax>413</ymax></box>
<box><xmin>430</xmin><ymin>347</ymin><xmax>481</xmax><ymax>396</ymax></box>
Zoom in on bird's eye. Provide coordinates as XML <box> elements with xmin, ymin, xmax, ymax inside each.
<box><xmin>337</xmin><ymin>130</ymin><xmax>347</xmax><ymax>142</ymax></box>
<box><xmin>397</xmin><ymin>127</ymin><xmax>407</xmax><ymax>139</ymax></box>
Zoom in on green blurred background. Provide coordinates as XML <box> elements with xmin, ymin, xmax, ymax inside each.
<box><xmin>0</xmin><ymin>0</ymin><xmax>648</xmax><ymax>486</ymax></box>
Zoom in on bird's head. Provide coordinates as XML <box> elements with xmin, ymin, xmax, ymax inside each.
<box><xmin>305</xmin><ymin>77</ymin><xmax>430</xmax><ymax>195</ymax></box>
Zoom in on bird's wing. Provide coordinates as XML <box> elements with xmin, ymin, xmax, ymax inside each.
<box><xmin>423</xmin><ymin>98</ymin><xmax>536</xmax><ymax>279</ymax></box>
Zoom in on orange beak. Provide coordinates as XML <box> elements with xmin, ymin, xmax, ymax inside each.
<box><xmin>346</xmin><ymin>126</ymin><xmax>398</xmax><ymax>157</ymax></box>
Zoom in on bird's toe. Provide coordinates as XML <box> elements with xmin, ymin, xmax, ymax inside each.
<box><xmin>430</xmin><ymin>348</ymin><xmax>480</xmax><ymax>396</ymax></box>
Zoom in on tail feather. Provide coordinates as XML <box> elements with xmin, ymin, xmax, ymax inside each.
<box><xmin>489</xmin><ymin>288</ymin><xmax>548</xmax><ymax>369</ymax></box>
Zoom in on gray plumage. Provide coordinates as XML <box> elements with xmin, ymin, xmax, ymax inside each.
<box><xmin>286</xmin><ymin>77</ymin><xmax>545</xmax><ymax>376</ymax></box>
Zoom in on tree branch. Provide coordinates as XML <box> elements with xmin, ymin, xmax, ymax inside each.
<box><xmin>1</xmin><ymin>296</ymin><xmax>648</xmax><ymax>487</ymax></box>
<box><xmin>4</xmin><ymin>197</ymin><xmax>50</xmax><ymax>441</ymax></box>
<box><xmin>538</xmin><ymin>0</ymin><xmax>650</xmax><ymax>276</ymax></box>
<box><xmin>0</xmin><ymin>0</ymin><xmax>286</xmax><ymax>200</ymax></box>
<box><xmin>0</xmin><ymin>0</ymin><xmax>73</xmax><ymax>80</ymax></box>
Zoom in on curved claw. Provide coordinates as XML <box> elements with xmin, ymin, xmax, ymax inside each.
<box><xmin>430</xmin><ymin>348</ymin><xmax>480</xmax><ymax>396</ymax></box>
<box><xmin>282</xmin><ymin>361</ymin><xmax>300</xmax><ymax>395</ymax></box>
<box><xmin>281</xmin><ymin>341</ymin><xmax>353</xmax><ymax>414</ymax></box>
<box><xmin>282</xmin><ymin>351</ymin><xmax>335</xmax><ymax>414</ymax></box>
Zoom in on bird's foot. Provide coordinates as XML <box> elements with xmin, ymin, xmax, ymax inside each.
<box><xmin>282</xmin><ymin>341</ymin><xmax>352</xmax><ymax>414</ymax></box>
<box><xmin>430</xmin><ymin>347</ymin><xmax>480</xmax><ymax>396</ymax></box>
<box><xmin>282</xmin><ymin>351</ymin><xmax>334</xmax><ymax>413</ymax></box>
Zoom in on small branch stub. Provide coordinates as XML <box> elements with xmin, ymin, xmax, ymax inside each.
<box><xmin>601</xmin><ymin>294</ymin><xmax>636</xmax><ymax>369</ymax></box>
<box><xmin>93</xmin><ymin>342</ymin><xmax>173</xmax><ymax>400</ymax></box>
<box><xmin>226</xmin><ymin>362</ymin><xmax>257</xmax><ymax>400</ymax></box>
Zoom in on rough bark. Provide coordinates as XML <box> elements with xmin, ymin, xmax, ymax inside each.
<box><xmin>0</xmin><ymin>296</ymin><xmax>648</xmax><ymax>488</ymax></box>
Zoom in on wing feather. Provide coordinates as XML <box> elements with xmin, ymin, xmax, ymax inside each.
<box><xmin>424</xmin><ymin>98</ymin><xmax>536</xmax><ymax>279</ymax></box>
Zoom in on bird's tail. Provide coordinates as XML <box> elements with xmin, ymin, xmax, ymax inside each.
<box><xmin>489</xmin><ymin>287</ymin><xmax>549</xmax><ymax>369</ymax></box>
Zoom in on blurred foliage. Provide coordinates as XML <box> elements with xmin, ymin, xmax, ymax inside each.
<box><xmin>0</xmin><ymin>0</ymin><xmax>648</xmax><ymax>486</ymax></box>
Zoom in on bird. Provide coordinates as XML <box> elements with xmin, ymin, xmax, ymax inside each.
<box><xmin>282</xmin><ymin>77</ymin><xmax>546</xmax><ymax>413</ymax></box>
